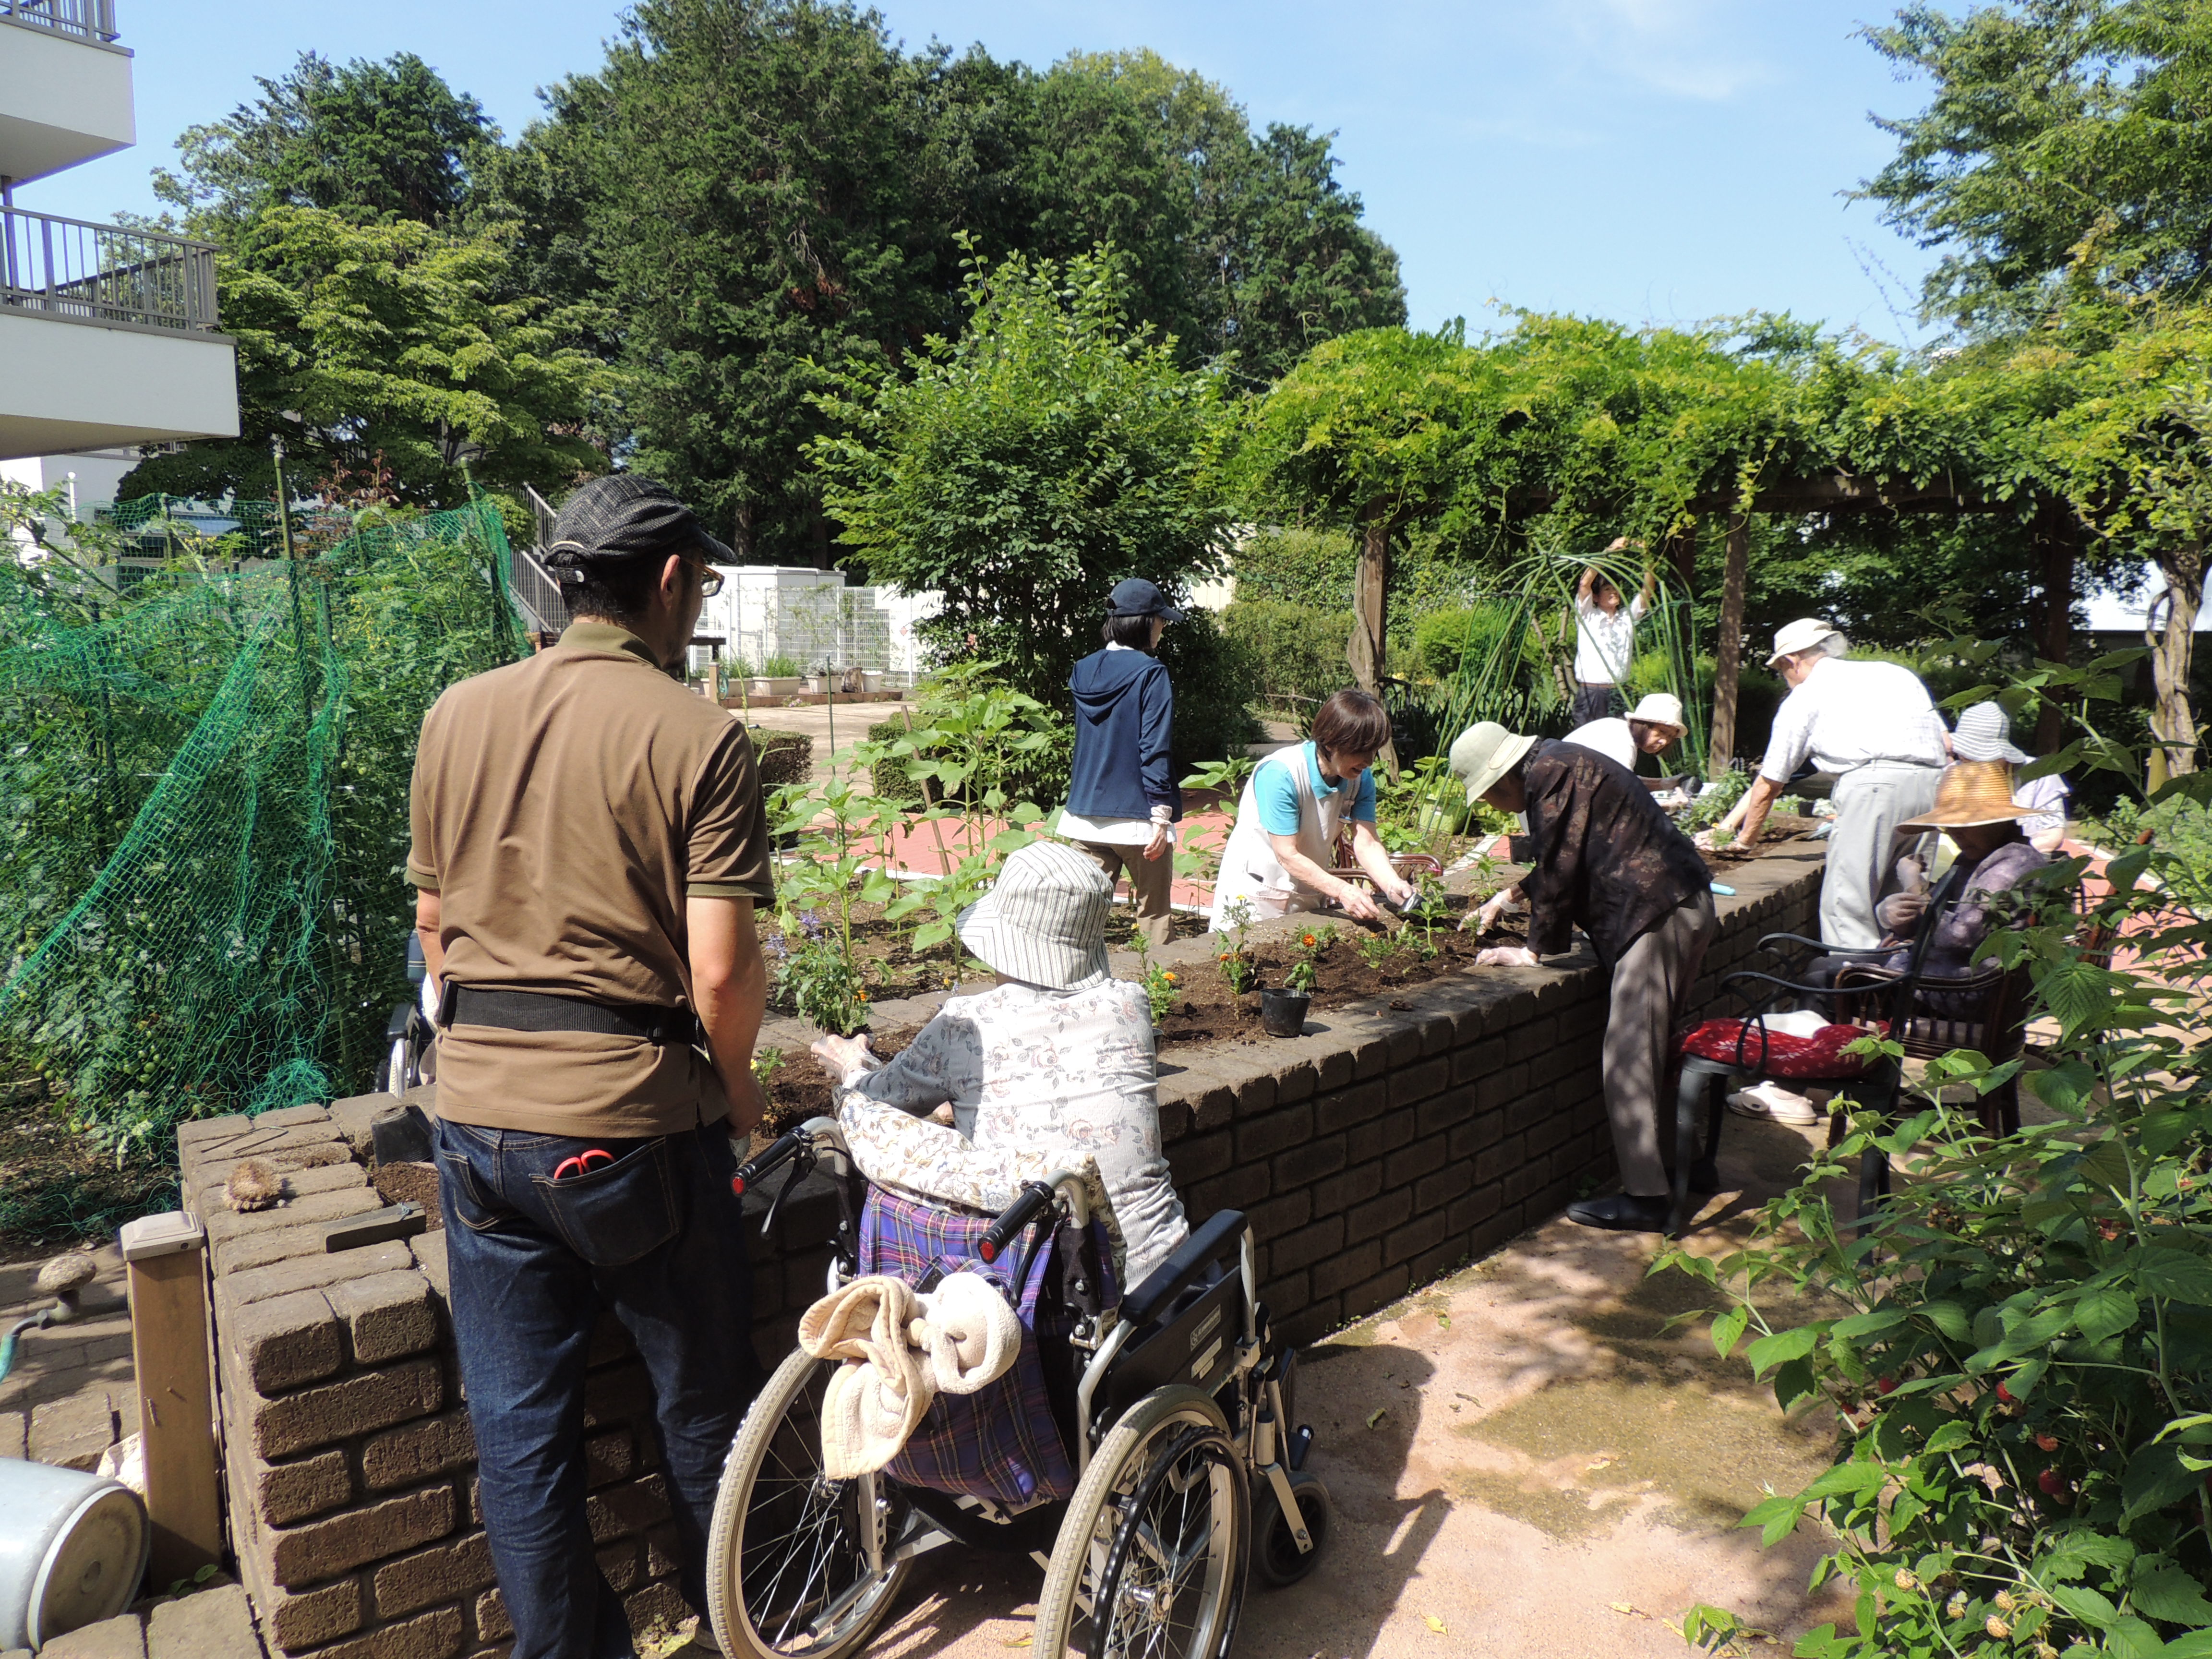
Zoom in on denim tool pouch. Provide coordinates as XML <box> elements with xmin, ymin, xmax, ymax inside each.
<box><xmin>531</xmin><ymin>1135</ymin><xmax>682</xmax><ymax>1267</ymax></box>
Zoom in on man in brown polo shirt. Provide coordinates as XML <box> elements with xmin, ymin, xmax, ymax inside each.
<box><xmin>409</xmin><ymin>475</ymin><xmax>769</xmax><ymax>1659</ymax></box>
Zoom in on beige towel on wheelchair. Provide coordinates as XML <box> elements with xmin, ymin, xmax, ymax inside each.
<box><xmin>800</xmin><ymin>1272</ymin><xmax>1022</xmax><ymax>1477</ymax></box>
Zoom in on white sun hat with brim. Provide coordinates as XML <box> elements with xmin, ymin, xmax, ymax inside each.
<box><xmin>1626</xmin><ymin>692</ymin><xmax>1687</xmax><ymax>735</ymax></box>
<box><xmin>1765</xmin><ymin>617</ymin><xmax>1844</xmax><ymax>668</ymax></box>
<box><xmin>1447</xmin><ymin>722</ymin><xmax>1539</xmax><ymax>806</ymax></box>
<box><xmin>1949</xmin><ymin>700</ymin><xmax>2031</xmax><ymax>765</ymax></box>
<box><xmin>955</xmin><ymin>839</ymin><xmax>1114</xmax><ymax>991</ymax></box>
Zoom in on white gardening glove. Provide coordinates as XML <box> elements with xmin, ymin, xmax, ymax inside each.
<box><xmin>1467</xmin><ymin>885</ymin><xmax>1524</xmax><ymax>933</ymax></box>
<box><xmin>1476</xmin><ymin>946</ymin><xmax>1539</xmax><ymax>969</ymax></box>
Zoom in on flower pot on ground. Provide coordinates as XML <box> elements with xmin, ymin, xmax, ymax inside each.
<box><xmin>752</xmin><ymin>676</ymin><xmax>802</xmax><ymax>697</ymax></box>
<box><xmin>1259</xmin><ymin>988</ymin><xmax>1310</xmax><ymax>1037</ymax></box>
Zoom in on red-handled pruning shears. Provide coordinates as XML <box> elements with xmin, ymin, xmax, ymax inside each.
<box><xmin>551</xmin><ymin>1148</ymin><xmax>613</xmax><ymax>1181</ymax></box>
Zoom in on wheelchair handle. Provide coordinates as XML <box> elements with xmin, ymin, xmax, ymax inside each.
<box><xmin>979</xmin><ymin>1180</ymin><xmax>1057</xmax><ymax>1264</ymax></box>
<box><xmin>732</xmin><ymin>1129</ymin><xmax>804</xmax><ymax>1198</ymax></box>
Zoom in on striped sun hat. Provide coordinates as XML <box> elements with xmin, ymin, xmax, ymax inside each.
<box><xmin>956</xmin><ymin>841</ymin><xmax>1113</xmax><ymax>991</ymax></box>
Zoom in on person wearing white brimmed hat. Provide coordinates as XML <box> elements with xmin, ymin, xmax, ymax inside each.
<box><xmin>809</xmin><ymin>839</ymin><xmax>1190</xmax><ymax>1280</ymax></box>
<box><xmin>1725</xmin><ymin>618</ymin><xmax>1947</xmax><ymax>950</ymax></box>
<box><xmin>1447</xmin><ymin>721</ymin><xmax>1716</xmax><ymax>1232</ymax></box>
<box><xmin>1564</xmin><ymin>691</ymin><xmax>1689</xmax><ymax>774</ymax></box>
<box><xmin>1950</xmin><ymin>700</ymin><xmax>2070</xmax><ymax>853</ymax></box>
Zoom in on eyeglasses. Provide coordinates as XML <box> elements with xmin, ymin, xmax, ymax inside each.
<box><xmin>685</xmin><ymin>556</ymin><xmax>723</xmax><ymax>598</ymax></box>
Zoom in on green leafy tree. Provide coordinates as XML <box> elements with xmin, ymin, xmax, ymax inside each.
<box><xmin>1860</xmin><ymin>0</ymin><xmax>2212</xmax><ymax>335</ymax></box>
<box><xmin>811</xmin><ymin>246</ymin><xmax>1236</xmax><ymax>702</ymax></box>
<box><xmin>154</xmin><ymin>51</ymin><xmax>496</xmax><ymax>233</ymax></box>
<box><xmin>118</xmin><ymin>209</ymin><xmax>609</xmax><ymax>506</ymax></box>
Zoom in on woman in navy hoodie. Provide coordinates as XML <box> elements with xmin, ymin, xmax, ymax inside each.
<box><xmin>1060</xmin><ymin>578</ymin><xmax>1182</xmax><ymax>949</ymax></box>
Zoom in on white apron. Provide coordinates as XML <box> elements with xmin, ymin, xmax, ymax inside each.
<box><xmin>1209</xmin><ymin>744</ymin><xmax>1351</xmax><ymax>929</ymax></box>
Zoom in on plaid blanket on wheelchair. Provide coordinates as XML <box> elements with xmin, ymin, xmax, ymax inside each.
<box><xmin>858</xmin><ymin>1188</ymin><xmax>1116</xmax><ymax>1509</ymax></box>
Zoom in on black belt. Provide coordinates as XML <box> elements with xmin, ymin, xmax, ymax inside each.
<box><xmin>443</xmin><ymin>985</ymin><xmax>699</xmax><ymax>1046</ymax></box>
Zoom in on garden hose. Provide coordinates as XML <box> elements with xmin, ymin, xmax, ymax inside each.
<box><xmin>0</xmin><ymin>1310</ymin><xmax>55</xmax><ymax>1386</ymax></box>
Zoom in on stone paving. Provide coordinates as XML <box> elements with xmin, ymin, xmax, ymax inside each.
<box><xmin>0</xmin><ymin>1240</ymin><xmax>133</xmax><ymax>1471</ymax></box>
<box><xmin>16</xmin><ymin>1581</ymin><xmax>264</xmax><ymax>1659</ymax></box>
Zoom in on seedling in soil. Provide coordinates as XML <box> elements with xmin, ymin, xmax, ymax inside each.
<box><xmin>1130</xmin><ymin>934</ymin><xmax>1178</xmax><ymax>1027</ymax></box>
<box><xmin>1215</xmin><ymin>899</ymin><xmax>1260</xmax><ymax>995</ymax></box>
<box><xmin>1285</xmin><ymin>926</ymin><xmax>1335</xmax><ymax>994</ymax></box>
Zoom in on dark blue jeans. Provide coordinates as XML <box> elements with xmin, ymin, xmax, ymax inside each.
<box><xmin>435</xmin><ymin>1118</ymin><xmax>761</xmax><ymax>1659</ymax></box>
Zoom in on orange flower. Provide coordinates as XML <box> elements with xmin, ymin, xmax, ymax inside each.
<box><xmin>855</xmin><ymin>989</ymin><xmax>869</xmax><ymax>1002</ymax></box>
<box><xmin>1163</xmin><ymin>971</ymin><xmax>1178</xmax><ymax>983</ymax></box>
<box><xmin>1301</xmin><ymin>932</ymin><xmax>1318</xmax><ymax>948</ymax></box>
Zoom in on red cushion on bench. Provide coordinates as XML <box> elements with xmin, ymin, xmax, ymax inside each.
<box><xmin>1676</xmin><ymin>1018</ymin><xmax>1879</xmax><ymax>1078</ymax></box>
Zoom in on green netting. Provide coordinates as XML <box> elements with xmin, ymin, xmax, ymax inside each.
<box><xmin>0</xmin><ymin>495</ymin><xmax>523</xmax><ymax>1165</ymax></box>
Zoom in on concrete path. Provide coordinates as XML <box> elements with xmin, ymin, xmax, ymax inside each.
<box><xmin>655</xmin><ymin>1110</ymin><xmax>1854</xmax><ymax>1659</ymax></box>
<box><xmin>0</xmin><ymin>1242</ymin><xmax>132</xmax><ymax>1472</ymax></box>
<box><xmin>730</xmin><ymin>698</ymin><xmax>920</xmax><ymax>786</ymax></box>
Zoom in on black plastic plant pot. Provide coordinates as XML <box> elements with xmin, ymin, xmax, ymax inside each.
<box><xmin>1260</xmin><ymin>988</ymin><xmax>1310</xmax><ymax>1037</ymax></box>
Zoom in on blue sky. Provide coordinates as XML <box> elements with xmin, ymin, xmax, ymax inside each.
<box><xmin>21</xmin><ymin>0</ymin><xmax>1945</xmax><ymax>345</ymax></box>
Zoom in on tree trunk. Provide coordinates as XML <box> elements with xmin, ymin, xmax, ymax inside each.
<box><xmin>2032</xmin><ymin>500</ymin><xmax>2077</xmax><ymax>755</ymax></box>
<box><xmin>1666</xmin><ymin>522</ymin><xmax>1697</xmax><ymax>593</ymax></box>
<box><xmin>1706</xmin><ymin>513</ymin><xmax>1750</xmax><ymax>780</ymax></box>
<box><xmin>2147</xmin><ymin>542</ymin><xmax>2204</xmax><ymax>779</ymax></box>
<box><xmin>1346</xmin><ymin>504</ymin><xmax>1398</xmax><ymax>779</ymax></box>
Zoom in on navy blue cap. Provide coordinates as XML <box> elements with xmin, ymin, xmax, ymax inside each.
<box><xmin>1106</xmin><ymin>577</ymin><xmax>1183</xmax><ymax>623</ymax></box>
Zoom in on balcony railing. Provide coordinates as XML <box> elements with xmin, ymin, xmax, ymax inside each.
<box><xmin>0</xmin><ymin>0</ymin><xmax>120</xmax><ymax>44</ymax></box>
<box><xmin>1</xmin><ymin>206</ymin><xmax>220</xmax><ymax>333</ymax></box>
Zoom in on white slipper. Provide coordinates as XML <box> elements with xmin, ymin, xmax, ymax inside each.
<box><xmin>1725</xmin><ymin>1082</ymin><xmax>1822</xmax><ymax>1126</ymax></box>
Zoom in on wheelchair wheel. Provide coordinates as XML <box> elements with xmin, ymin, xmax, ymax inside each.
<box><xmin>1033</xmin><ymin>1385</ymin><xmax>1249</xmax><ymax>1659</ymax></box>
<box><xmin>706</xmin><ymin>1346</ymin><xmax>914</xmax><ymax>1659</ymax></box>
<box><xmin>1250</xmin><ymin>1469</ymin><xmax>1329</xmax><ymax>1587</ymax></box>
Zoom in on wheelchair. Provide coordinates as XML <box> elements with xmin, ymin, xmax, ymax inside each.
<box><xmin>706</xmin><ymin>1116</ymin><xmax>1329</xmax><ymax>1659</ymax></box>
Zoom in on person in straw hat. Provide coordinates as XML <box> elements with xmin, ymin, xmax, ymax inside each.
<box><xmin>1447</xmin><ymin>721</ymin><xmax>1714</xmax><ymax>1232</ymax></box>
<box><xmin>1721</xmin><ymin>618</ymin><xmax>1948</xmax><ymax>950</ymax></box>
<box><xmin>1949</xmin><ymin>699</ymin><xmax>2070</xmax><ymax>853</ymax></box>
<box><xmin>811</xmin><ymin>839</ymin><xmax>1190</xmax><ymax>1281</ymax></box>
<box><xmin>1727</xmin><ymin>758</ymin><xmax>2055</xmax><ymax>1126</ymax></box>
<box><xmin>1564</xmin><ymin>690</ymin><xmax>1689</xmax><ymax>775</ymax></box>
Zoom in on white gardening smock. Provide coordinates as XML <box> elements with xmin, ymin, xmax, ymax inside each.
<box><xmin>1209</xmin><ymin>744</ymin><xmax>1355</xmax><ymax>928</ymax></box>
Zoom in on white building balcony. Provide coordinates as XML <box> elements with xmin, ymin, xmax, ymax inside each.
<box><xmin>0</xmin><ymin>205</ymin><xmax>239</xmax><ymax>458</ymax></box>
<box><xmin>0</xmin><ymin>1</ymin><xmax>132</xmax><ymax>187</ymax></box>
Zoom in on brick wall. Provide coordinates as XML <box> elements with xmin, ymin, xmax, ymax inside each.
<box><xmin>189</xmin><ymin>846</ymin><xmax>1818</xmax><ymax>1654</ymax></box>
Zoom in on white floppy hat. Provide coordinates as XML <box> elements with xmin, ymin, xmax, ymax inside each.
<box><xmin>1625</xmin><ymin>692</ymin><xmax>1687</xmax><ymax>735</ymax></box>
<box><xmin>1950</xmin><ymin>700</ymin><xmax>2031</xmax><ymax>765</ymax></box>
<box><xmin>956</xmin><ymin>840</ymin><xmax>1112</xmax><ymax>991</ymax></box>
<box><xmin>1447</xmin><ymin>721</ymin><xmax>1539</xmax><ymax>805</ymax></box>
<box><xmin>1766</xmin><ymin>618</ymin><xmax>1843</xmax><ymax>668</ymax></box>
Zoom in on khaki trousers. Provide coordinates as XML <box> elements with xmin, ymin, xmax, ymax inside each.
<box><xmin>1602</xmin><ymin>892</ymin><xmax>1718</xmax><ymax>1197</ymax></box>
<box><xmin>1077</xmin><ymin>839</ymin><xmax>1176</xmax><ymax>951</ymax></box>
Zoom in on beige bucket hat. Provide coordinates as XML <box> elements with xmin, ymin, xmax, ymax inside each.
<box><xmin>1766</xmin><ymin>618</ymin><xmax>1844</xmax><ymax>668</ymax></box>
<box><xmin>956</xmin><ymin>840</ymin><xmax>1113</xmax><ymax>990</ymax></box>
<box><xmin>1626</xmin><ymin>692</ymin><xmax>1687</xmax><ymax>735</ymax></box>
<box><xmin>1447</xmin><ymin>722</ymin><xmax>1539</xmax><ymax>805</ymax></box>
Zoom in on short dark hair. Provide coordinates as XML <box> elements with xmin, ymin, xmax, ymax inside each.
<box><xmin>1311</xmin><ymin>688</ymin><xmax>1391</xmax><ymax>758</ymax></box>
<box><xmin>565</xmin><ymin>555</ymin><xmax>662</xmax><ymax>622</ymax></box>
<box><xmin>1101</xmin><ymin>614</ymin><xmax>1155</xmax><ymax>650</ymax></box>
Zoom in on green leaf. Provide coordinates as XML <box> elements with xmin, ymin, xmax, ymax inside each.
<box><xmin>2121</xmin><ymin>1442</ymin><xmax>2202</xmax><ymax>1525</ymax></box>
<box><xmin>1832</xmin><ymin>1307</ymin><xmax>1907</xmax><ymax>1340</ymax></box>
<box><xmin>2157</xmin><ymin>1632</ymin><xmax>2212</xmax><ymax>1659</ymax></box>
<box><xmin>1923</xmin><ymin>1419</ymin><xmax>1972</xmax><ymax>1455</ymax></box>
<box><xmin>2130</xmin><ymin>1563</ymin><xmax>2212</xmax><ymax>1628</ymax></box>
<box><xmin>2140</xmin><ymin>1247</ymin><xmax>2212</xmax><ymax>1307</ymax></box>
<box><xmin>2074</xmin><ymin>1283</ymin><xmax>2141</xmax><ymax>1343</ymax></box>
<box><xmin>1773</xmin><ymin>1355</ymin><xmax>1818</xmax><ymax>1411</ymax></box>
<box><xmin>1742</xmin><ymin>1491</ymin><xmax>1803</xmax><ymax>1546</ymax></box>
<box><xmin>2051</xmin><ymin>1583</ymin><xmax>2119</xmax><ymax>1629</ymax></box>
<box><xmin>2079</xmin><ymin>1136</ymin><xmax>2132</xmax><ymax>1192</ymax></box>
<box><xmin>1917</xmin><ymin>1300</ymin><xmax>1971</xmax><ymax>1342</ymax></box>
<box><xmin>1711</xmin><ymin>1304</ymin><xmax>1749</xmax><ymax>1359</ymax></box>
<box><xmin>913</xmin><ymin>920</ymin><xmax>954</xmax><ymax>950</ymax></box>
<box><xmin>1745</xmin><ymin>1324</ymin><xmax>1821</xmax><ymax>1378</ymax></box>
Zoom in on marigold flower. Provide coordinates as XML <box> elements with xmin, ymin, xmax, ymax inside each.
<box><xmin>1301</xmin><ymin>932</ymin><xmax>1318</xmax><ymax>947</ymax></box>
<box><xmin>1163</xmin><ymin>971</ymin><xmax>1177</xmax><ymax>983</ymax></box>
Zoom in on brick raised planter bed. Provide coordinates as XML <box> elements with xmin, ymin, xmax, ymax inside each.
<box><xmin>179</xmin><ymin>847</ymin><xmax>1820</xmax><ymax>1656</ymax></box>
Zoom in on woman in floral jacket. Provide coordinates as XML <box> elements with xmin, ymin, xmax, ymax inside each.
<box><xmin>811</xmin><ymin>840</ymin><xmax>1190</xmax><ymax>1285</ymax></box>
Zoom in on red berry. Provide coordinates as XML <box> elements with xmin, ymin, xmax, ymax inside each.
<box><xmin>1877</xmin><ymin>1376</ymin><xmax>1897</xmax><ymax>1395</ymax></box>
<box><xmin>2036</xmin><ymin>1432</ymin><xmax>2059</xmax><ymax>1452</ymax></box>
<box><xmin>2038</xmin><ymin>1469</ymin><xmax>2068</xmax><ymax>1498</ymax></box>
<box><xmin>1996</xmin><ymin>1382</ymin><xmax>2016</xmax><ymax>1405</ymax></box>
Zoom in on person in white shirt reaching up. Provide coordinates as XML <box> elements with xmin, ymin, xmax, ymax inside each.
<box><xmin>1572</xmin><ymin>544</ymin><xmax>1656</xmax><ymax>726</ymax></box>
<box><xmin>1726</xmin><ymin>619</ymin><xmax>1948</xmax><ymax>948</ymax></box>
